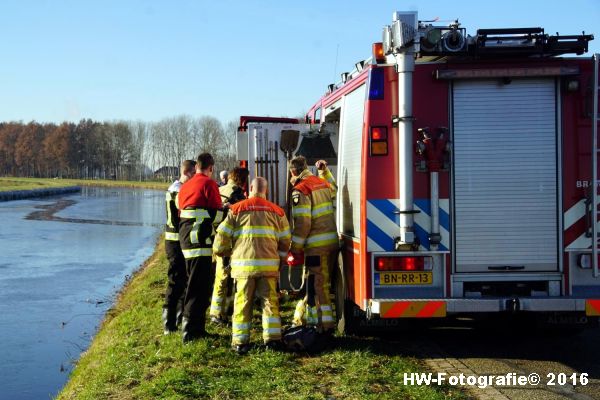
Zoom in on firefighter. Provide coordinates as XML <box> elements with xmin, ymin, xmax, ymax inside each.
<box><xmin>287</xmin><ymin>156</ymin><xmax>338</xmax><ymax>335</ymax></box>
<box><xmin>177</xmin><ymin>152</ymin><xmax>224</xmax><ymax>343</ymax></box>
<box><xmin>162</xmin><ymin>159</ymin><xmax>196</xmax><ymax>335</ymax></box>
<box><xmin>213</xmin><ymin>177</ymin><xmax>291</xmax><ymax>354</ymax></box>
<box><xmin>209</xmin><ymin>167</ymin><xmax>249</xmax><ymax>325</ymax></box>
<box><xmin>218</xmin><ymin>170</ymin><xmax>228</xmax><ymax>187</ymax></box>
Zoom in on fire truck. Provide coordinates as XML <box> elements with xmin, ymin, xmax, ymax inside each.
<box><xmin>237</xmin><ymin>11</ymin><xmax>600</xmax><ymax>332</ymax></box>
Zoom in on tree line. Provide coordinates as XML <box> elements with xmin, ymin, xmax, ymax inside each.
<box><xmin>0</xmin><ymin>115</ymin><xmax>238</xmax><ymax>181</ymax></box>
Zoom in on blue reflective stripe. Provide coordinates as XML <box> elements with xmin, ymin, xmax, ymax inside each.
<box><xmin>366</xmin><ymin>218</ymin><xmax>395</xmax><ymax>251</ymax></box>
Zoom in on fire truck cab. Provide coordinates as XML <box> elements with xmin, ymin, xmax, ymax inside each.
<box><xmin>237</xmin><ymin>11</ymin><xmax>600</xmax><ymax>332</ymax></box>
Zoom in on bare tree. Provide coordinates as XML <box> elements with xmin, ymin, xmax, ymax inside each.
<box><xmin>0</xmin><ymin>123</ymin><xmax>22</xmax><ymax>176</ymax></box>
<box><xmin>222</xmin><ymin>119</ymin><xmax>239</xmax><ymax>169</ymax></box>
<box><xmin>170</xmin><ymin>115</ymin><xmax>193</xmax><ymax>168</ymax></box>
<box><xmin>129</xmin><ymin>120</ymin><xmax>150</xmax><ymax>181</ymax></box>
<box><xmin>191</xmin><ymin>116</ymin><xmax>221</xmax><ymax>153</ymax></box>
<box><xmin>0</xmin><ymin>114</ymin><xmax>245</xmax><ymax>181</ymax></box>
<box><xmin>15</xmin><ymin>122</ymin><xmax>44</xmax><ymax>176</ymax></box>
<box><xmin>150</xmin><ymin>119</ymin><xmax>172</xmax><ymax>177</ymax></box>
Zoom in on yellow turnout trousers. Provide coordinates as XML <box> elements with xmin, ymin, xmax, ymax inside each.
<box><xmin>292</xmin><ymin>254</ymin><xmax>335</xmax><ymax>332</ymax></box>
<box><xmin>232</xmin><ymin>276</ymin><xmax>281</xmax><ymax>345</ymax></box>
<box><xmin>209</xmin><ymin>255</ymin><xmax>231</xmax><ymax>320</ymax></box>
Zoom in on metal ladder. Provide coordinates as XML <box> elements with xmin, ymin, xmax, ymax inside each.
<box><xmin>592</xmin><ymin>53</ymin><xmax>599</xmax><ymax>277</ymax></box>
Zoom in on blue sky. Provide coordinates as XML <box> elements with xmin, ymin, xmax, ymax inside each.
<box><xmin>1</xmin><ymin>0</ymin><xmax>599</xmax><ymax>125</ymax></box>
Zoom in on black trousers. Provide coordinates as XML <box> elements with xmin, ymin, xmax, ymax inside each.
<box><xmin>164</xmin><ymin>239</ymin><xmax>187</xmax><ymax>311</ymax></box>
<box><xmin>182</xmin><ymin>255</ymin><xmax>215</xmax><ymax>333</ymax></box>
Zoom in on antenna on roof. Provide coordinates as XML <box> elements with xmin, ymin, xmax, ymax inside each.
<box><xmin>332</xmin><ymin>44</ymin><xmax>340</xmax><ymax>84</ymax></box>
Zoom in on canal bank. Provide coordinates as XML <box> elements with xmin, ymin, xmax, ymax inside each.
<box><xmin>57</xmin><ymin>245</ymin><xmax>467</xmax><ymax>400</ymax></box>
<box><xmin>0</xmin><ymin>186</ymin><xmax>81</xmax><ymax>201</ymax></box>
<box><xmin>0</xmin><ymin>177</ymin><xmax>168</xmax><ymax>195</ymax></box>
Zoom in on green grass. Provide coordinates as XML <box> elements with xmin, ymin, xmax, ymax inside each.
<box><xmin>57</xmin><ymin>241</ymin><xmax>469</xmax><ymax>400</ymax></box>
<box><xmin>0</xmin><ymin>177</ymin><xmax>77</xmax><ymax>192</ymax></box>
<box><xmin>0</xmin><ymin>177</ymin><xmax>168</xmax><ymax>192</ymax></box>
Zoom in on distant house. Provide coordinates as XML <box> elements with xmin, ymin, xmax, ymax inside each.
<box><xmin>154</xmin><ymin>166</ymin><xmax>178</xmax><ymax>181</ymax></box>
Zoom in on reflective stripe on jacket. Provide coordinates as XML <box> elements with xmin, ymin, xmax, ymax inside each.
<box><xmin>179</xmin><ymin>207</ymin><xmax>225</xmax><ymax>258</ymax></box>
<box><xmin>213</xmin><ymin>196</ymin><xmax>291</xmax><ymax>278</ymax></box>
<box><xmin>177</xmin><ymin>173</ymin><xmax>224</xmax><ymax>259</ymax></box>
<box><xmin>165</xmin><ymin>180</ymin><xmax>181</xmax><ymax>241</ymax></box>
<box><xmin>290</xmin><ymin>169</ymin><xmax>338</xmax><ymax>256</ymax></box>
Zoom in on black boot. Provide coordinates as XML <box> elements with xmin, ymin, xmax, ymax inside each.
<box><xmin>176</xmin><ymin>308</ymin><xmax>183</xmax><ymax>328</ymax></box>
<box><xmin>181</xmin><ymin>317</ymin><xmax>208</xmax><ymax>343</ymax></box>
<box><xmin>176</xmin><ymin>299</ymin><xmax>184</xmax><ymax>327</ymax></box>
<box><xmin>162</xmin><ymin>307</ymin><xmax>177</xmax><ymax>335</ymax></box>
<box><xmin>231</xmin><ymin>343</ymin><xmax>252</xmax><ymax>355</ymax></box>
<box><xmin>264</xmin><ymin>340</ymin><xmax>285</xmax><ymax>351</ymax></box>
<box><xmin>210</xmin><ymin>316</ymin><xmax>228</xmax><ymax>327</ymax></box>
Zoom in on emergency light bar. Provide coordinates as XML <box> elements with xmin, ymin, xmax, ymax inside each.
<box><xmin>373</xmin><ymin>42</ymin><xmax>385</xmax><ymax>63</ymax></box>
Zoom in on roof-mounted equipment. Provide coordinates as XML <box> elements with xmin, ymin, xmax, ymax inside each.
<box><xmin>476</xmin><ymin>27</ymin><xmax>593</xmax><ymax>56</ymax></box>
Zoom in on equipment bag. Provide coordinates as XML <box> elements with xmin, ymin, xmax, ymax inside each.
<box><xmin>282</xmin><ymin>325</ymin><xmax>318</xmax><ymax>352</ymax></box>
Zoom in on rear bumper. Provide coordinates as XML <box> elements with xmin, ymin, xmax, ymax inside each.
<box><xmin>368</xmin><ymin>298</ymin><xmax>600</xmax><ymax>318</ymax></box>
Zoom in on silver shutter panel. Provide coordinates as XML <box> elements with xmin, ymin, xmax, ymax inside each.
<box><xmin>453</xmin><ymin>79</ymin><xmax>558</xmax><ymax>273</ymax></box>
<box><xmin>338</xmin><ymin>84</ymin><xmax>366</xmax><ymax>238</ymax></box>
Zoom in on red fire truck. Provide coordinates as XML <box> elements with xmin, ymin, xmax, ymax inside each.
<box><xmin>237</xmin><ymin>11</ymin><xmax>600</xmax><ymax>332</ymax></box>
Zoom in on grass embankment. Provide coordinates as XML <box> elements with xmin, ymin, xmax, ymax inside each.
<box><xmin>58</xmin><ymin>240</ymin><xmax>467</xmax><ymax>400</ymax></box>
<box><xmin>0</xmin><ymin>177</ymin><xmax>167</xmax><ymax>192</ymax></box>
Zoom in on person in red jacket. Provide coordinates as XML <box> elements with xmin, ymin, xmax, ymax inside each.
<box><xmin>177</xmin><ymin>152</ymin><xmax>224</xmax><ymax>342</ymax></box>
<box><xmin>162</xmin><ymin>159</ymin><xmax>196</xmax><ymax>335</ymax></box>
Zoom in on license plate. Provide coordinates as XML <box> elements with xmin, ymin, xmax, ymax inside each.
<box><xmin>375</xmin><ymin>272</ymin><xmax>432</xmax><ymax>285</ymax></box>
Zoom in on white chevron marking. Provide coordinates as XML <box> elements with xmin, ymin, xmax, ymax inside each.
<box><xmin>564</xmin><ymin>199</ymin><xmax>586</xmax><ymax>231</ymax></box>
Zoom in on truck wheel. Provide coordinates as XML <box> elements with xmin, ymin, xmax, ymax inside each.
<box><xmin>333</xmin><ymin>252</ymin><xmax>357</xmax><ymax>335</ymax></box>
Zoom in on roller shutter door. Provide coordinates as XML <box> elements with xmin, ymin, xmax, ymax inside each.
<box><xmin>453</xmin><ymin>78</ymin><xmax>558</xmax><ymax>273</ymax></box>
<box><xmin>338</xmin><ymin>84</ymin><xmax>366</xmax><ymax>237</ymax></box>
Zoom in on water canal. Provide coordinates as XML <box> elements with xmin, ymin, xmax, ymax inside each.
<box><xmin>0</xmin><ymin>186</ymin><xmax>164</xmax><ymax>399</ymax></box>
